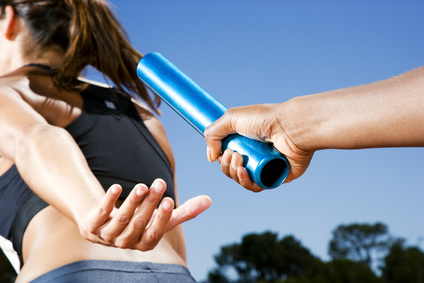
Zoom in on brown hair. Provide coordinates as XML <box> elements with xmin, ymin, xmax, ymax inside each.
<box><xmin>0</xmin><ymin>0</ymin><xmax>160</xmax><ymax>113</ymax></box>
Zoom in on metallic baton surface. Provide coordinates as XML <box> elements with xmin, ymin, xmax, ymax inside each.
<box><xmin>137</xmin><ymin>52</ymin><xmax>289</xmax><ymax>188</ymax></box>
<box><xmin>136</xmin><ymin>52</ymin><xmax>225</xmax><ymax>134</ymax></box>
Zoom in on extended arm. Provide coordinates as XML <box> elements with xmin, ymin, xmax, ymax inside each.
<box><xmin>0</xmin><ymin>86</ymin><xmax>103</xmax><ymax>222</ymax></box>
<box><xmin>285</xmin><ymin>66</ymin><xmax>424</xmax><ymax>151</ymax></box>
<box><xmin>205</xmin><ymin>66</ymin><xmax>424</xmax><ymax>189</ymax></box>
<box><xmin>0</xmin><ymin>85</ymin><xmax>210</xmax><ymax>250</ymax></box>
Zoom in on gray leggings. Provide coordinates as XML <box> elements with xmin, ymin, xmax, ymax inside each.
<box><xmin>30</xmin><ymin>260</ymin><xmax>197</xmax><ymax>283</ymax></box>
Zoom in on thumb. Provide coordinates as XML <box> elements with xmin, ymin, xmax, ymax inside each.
<box><xmin>204</xmin><ymin>111</ymin><xmax>238</xmax><ymax>162</ymax></box>
<box><xmin>165</xmin><ymin>195</ymin><xmax>212</xmax><ymax>232</ymax></box>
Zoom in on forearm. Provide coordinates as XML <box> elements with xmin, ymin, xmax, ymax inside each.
<box><xmin>285</xmin><ymin>66</ymin><xmax>424</xmax><ymax>151</ymax></box>
<box><xmin>14</xmin><ymin>124</ymin><xmax>105</xmax><ymax>223</ymax></box>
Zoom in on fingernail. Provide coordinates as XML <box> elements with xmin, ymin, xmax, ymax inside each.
<box><xmin>207</xmin><ymin>147</ymin><xmax>212</xmax><ymax>162</ymax></box>
<box><xmin>162</xmin><ymin>199</ymin><xmax>172</xmax><ymax>210</ymax></box>
<box><xmin>237</xmin><ymin>168</ymin><xmax>243</xmax><ymax>181</ymax></box>
<box><xmin>202</xmin><ymin>196</ymin><xmax>212</xmax><ymax>207</ymax></box>
<box><xmin>153</xmin><ymin>181</ymin><xmax>165</xmax><ymax>193</ymax></box>
<box><xmin>134</xmin><ymin>184</ymin><xmax>147</xmax><ymax>197</ymax></box>
<box><xmin>136</xmin><ymin>187</ymin><xmax>144</xmax><ymax>197</ymax></box>
<box><xmin>222</xmin><ymin>153</ymin><xmax>231</xmax><ymax>166</ymax></box>
<box><xmin>112</xmin><ymin>185</ymin><xmax>119</xmax><ymax>194</ymax></box>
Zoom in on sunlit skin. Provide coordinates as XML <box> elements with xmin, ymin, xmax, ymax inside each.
<box><xmin>0</xmin><ymin>5</ymin><xmax>211</xmax><ymax>282</ymax></box>
<box><xmin>205</xmin><ymin>66</ymin><xmax>424</xmax><ymax>191</ymax></box>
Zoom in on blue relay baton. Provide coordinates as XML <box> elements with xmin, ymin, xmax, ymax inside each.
<box><xmin>137</xmin><ymin>52</ymin><xmax>289</xmax><ymax>189</ymax></box>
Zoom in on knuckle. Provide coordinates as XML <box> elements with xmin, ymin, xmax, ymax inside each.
<box><xmin>115</xmin><ymin>238</ymin><xmax>130</xmax><ymax>249</ymax></box>
<box><xmin>156</xmin><ymin>210</ymin><xmax>169</xmax><ymax>221</ymax></box>
<box><xmin>138</xmin><ymin>242</ymin><xmax>155</xmax><ymax>252</ymax></box>
<box><xmin>118</xmin><ymin>214</ymin><xmax>130</xmax><ymax>225</ymax></box>
<box><xmin>137</xmin><ymin>245</ymin><xmax>150</xmax><ymax>252</ymax></box>
<box><xmin>226</xmin><ymin>108</ymin><xmax>236</xmax><ymax>116</ymax></box>
<box><xmin>132</xmin><ymin>216</ymin><xmax>147</xmax><ymax>230</ymax></box>
<box><xmin>148</xmin><ymin>231</ymin><xmax>162</xmax><ymax>243</ymax></box>
<box><xmin>204</xmin><ymin>128</ymin><xmax>215</xmax><ymax>142</ymax></box>
<box><xmin>101</xmin><ymin>232</ymin><xmax>114</xmax><ymax>242</ymax></box>
<box><xmin>96</xmin><ymin>206</ymin><xmax>110</xmax><ymax>220</ymax></box>
<box><xmin>251</xmin><ymin>186</ymin><xmax>263</xmax><ymax>193</ymax></box>
<box><xmin>137</xmin><ymin>232</ymin><xmax>162</xmax><ymax>252</ymax></box>
<box><xmin>98</xmin><ymin>206</ymin><xmax>107</xmax><ymax>216</ymax></box>
<box><xmin>83</xmin><ymin>222</ymin><xmax>97</xmax><ymax>234</ymax></box>
<box><xmin>203</xmin><ymin>128</ymin><xmax>210</xmax><ymax>140</ymax></box>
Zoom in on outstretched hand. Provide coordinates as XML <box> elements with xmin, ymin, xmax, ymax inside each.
<box><xmin>79</xmin><ymin>179</ymin><xmax>211</xmax><ymax>251</ymax></box>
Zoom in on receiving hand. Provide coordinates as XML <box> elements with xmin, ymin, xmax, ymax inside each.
<box><xmin>79</xmin><ymin>179</ymin><xmax>211</xmax><ymax>251</ymax></box>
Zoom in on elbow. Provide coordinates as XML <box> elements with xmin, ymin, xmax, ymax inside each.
<box><xmin>14</xmin><ymin>123</ymin><xmax>72</xmax><ymax>164</ymax></box>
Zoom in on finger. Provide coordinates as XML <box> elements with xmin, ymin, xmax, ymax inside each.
<box><xmin>135</xmin><ymin>197</ymin><xmax>174</xmax><ymax>251</ymax></box>
<box><xmin>166</xmin><ymin>195</ymin><xmax>212</xmax><ymax>232</ymax></box>
<box><xmin>219</xmin><ymin>147</ymin><xmax>265</xmax><ymax>192</ymax></box>
<box><xmin>204</xmin><ymin>112</ymin><xmax>237</xmax><ymax>162</ymax></box>
<box><xmin>85</xmin><ymin>184</ymin><xmax>122</xmax><ymax>233</ymax></box>
<box><xmin>227</xmin><ymin>150</ymin><xmax>265</xmax><ymax>192</ymax></box>
<box><xmin>228</xmin><ymin>151</ymin><xmax>264</xmax><ymax>192</ymax></box>
<box><xmin>220</xmin><ymin>149</ymin><xmax>234</xmax><ymax>178</ymax></box>
<box><xmin>114</xmin><ymin>179</ymin><xmax>167</xmax><ymax>248</ymax></box>
<box><xmin>206</xmin><ymin>146</ymin><xmax>219</xmax><ymax>163</ymax></box>
<box><xmin>237</xmin><ymin>167</ymin><xmax>264</xmax><ymax>192</ymax></box>
<box><xmin>217</xmin><ymin>155</ymin><xmax>223</xmax><ymax>165</ymax></box>
<box><xmin>99</xmin><ymin>184</ymin><xmax>148</xmax><ymax>242</ymax></box>
<box><xmin>229</xmin><ymin>151</ymin><xmax>244</xmax><ymax>182</ymax></box>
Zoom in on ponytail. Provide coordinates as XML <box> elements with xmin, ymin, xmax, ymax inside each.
<box><xmin>61</xmin><ymin>0</ymin><xmax>160</xmax><ymax>112</ymax></box>
<box><xmin>2</xmin><ymin>0</ymin><xmax>160</xmax><ymax>113</ymax></box>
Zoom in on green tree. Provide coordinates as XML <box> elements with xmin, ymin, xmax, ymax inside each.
<box><xmin>382</xmin><ymin>239</ymin><xmax>424</xmax><ymax>283</ymax></box>
<box><xmin>207</xmin><ymin>268</ymin><xmax>230</xmax><ymax>283</ymax></box>
<box><xmin>208</xmin><ymin>231</ymin><xmax>317</xmax><ymax>283</ymax></box>
<box><xmin>328</xmin><ymin>222</ymin><xmax>391</xmax><ymax>269</ymax></box>
<box><xmin>286</xmin><ymin>259</ymin><xmax>381</xmax><ymax>283</ymax></box>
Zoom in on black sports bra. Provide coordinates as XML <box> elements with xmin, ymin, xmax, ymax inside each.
<box><xmin>66</xmin><ymin>83</ymin><xmax>175</xmax><ymax>200</ymax></box>
<box><xmin>0</xmin><ymin>82</ymin><xmax>175</xmax><ymax>265</ymax></box>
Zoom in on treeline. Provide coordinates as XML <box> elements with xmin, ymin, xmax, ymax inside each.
<box><xmin>205</xmin><ymin>222</ymin><xmax>424</xmax><ymax>283</ymax></box>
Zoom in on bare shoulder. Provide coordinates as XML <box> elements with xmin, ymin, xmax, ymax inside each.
<box><xmin>0</xmin><ymin>69</ymin><xmax>58</xmax><ymax>103</ymax></box>
<box><xmin>0</xmin><ymin>78</ymin><xmax>48</xmax><ymax>160</ymax></box>
<box><xmin>0</xmin><ymin>72</ymin><xmax>30</xmax><ymax>97</ymax></box>
<box><xmin>131</xmin><ymin>99</ymin><xmax>175</xmax><ymax>171</ymax></box>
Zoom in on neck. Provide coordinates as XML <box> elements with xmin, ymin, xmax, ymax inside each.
<box><xmin>23</xmin><ymin>46</ymin><xmax>65</xmax><ymax>69</ymax></box>
<box><xmin>0</xmin><ymin>48</ymin><xmax>64</xmax><ymax>77</ymax></box>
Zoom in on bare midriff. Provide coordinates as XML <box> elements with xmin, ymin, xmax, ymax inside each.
<box><xmin>16</xmin><ymin>206</ymin><xmax>186</xmax><ymax>282</ymax></box>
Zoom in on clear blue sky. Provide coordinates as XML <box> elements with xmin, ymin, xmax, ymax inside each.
<box><xmin>98</xmin><ymin>1</ymin><xmax>423</xmax><ymax>281</ymax></box>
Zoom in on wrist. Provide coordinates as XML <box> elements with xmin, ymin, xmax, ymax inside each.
<box><xmin>72</xmin><ymin>193</ymin><xmax>105</xmax><ymax>226</ymax></box>
<box><xmin>282</xmin><ymin>95</ymin><xmax>323</xmax><ymax>152</ymax></box>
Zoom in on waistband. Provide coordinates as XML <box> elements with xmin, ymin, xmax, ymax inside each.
<box><xmin>30</xmin><ymin>260</ymin><xmax>196</xmax><ymax>283</ymax></box>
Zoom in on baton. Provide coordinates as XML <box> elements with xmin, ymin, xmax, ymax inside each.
<box><xmin>137</xmin><ymin>52</ymin><xmax>289</xmax><ymax>189</ymax></box>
